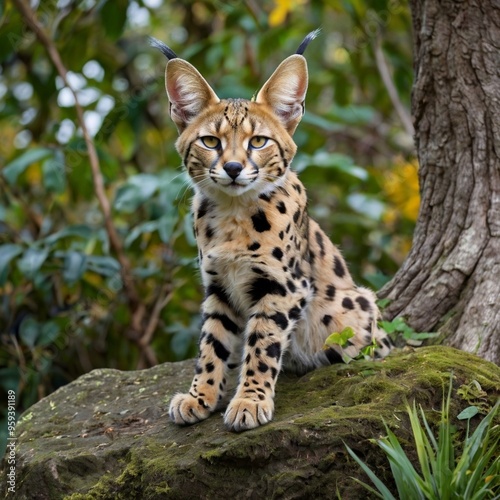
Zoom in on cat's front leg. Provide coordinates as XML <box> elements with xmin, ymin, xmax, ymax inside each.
<box><xmin>224</xmin><ymin>295</ymin><xmax>303</xmax><ymax>432</ymax></box>
<box><xmin>169</xmin><ymin>290</ymin><xmax>242</xmax><ymax>425</ymax></box>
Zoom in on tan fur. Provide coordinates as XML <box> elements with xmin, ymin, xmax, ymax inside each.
<box><xmin>166</xmin><ymin>52</ymin><xmax>392</xmax><ymax>432</ymax></box>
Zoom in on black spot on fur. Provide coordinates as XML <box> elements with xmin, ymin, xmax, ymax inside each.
<box><xmin>251</xmin><ymin>266</ymin><xmax>265</xmax><ymax>275</ymax></box>
<box><xmin>333</xmin><ymin>256</ymin><xmax>346</xmax><ymax>278</ymax></box>
<box><xmin>276</xmin><ymin>200</ymin><xmax>287</xmax><ymax>214</ymax></box>
<box><xmin>271</xmin><ymin>367</ymin><xmax>278</xmax><ymax>379</ymax></box>
<box><xmin>266</xmin><ymin>342</ymin><xmax>281</xmax><ymax>359</ymax></box>
<box><xmin>293</xmin><ymin>183</ymin><xmax>302</xmax><ymax>194</ymax></box>
<box><xmin>259</xmin><ymin>192</ymin><xmax>272</xmax><ymax>202</ymax></box>
<box><xmin>205</xmin><ymin>362</ymin><xmax>215</xmax><ymax>373</ymax></box>
<box><xmin>205</xmin><ymin>226</ymin><xmax>214</xmax><ymax>239</ymax></box>
<box><xmin>288</xmin><ymin>306</ymin><xmax>301</xmax><ymax>320</ymax></box>
<box><xmin>206</xmin><ymin>333</ymin><xmax>230</xmax><ymax>361</ymax></box>
<box><xmin>206</xmin><ymin>312</ymin><xmax>239</xmax><ymax>335</ymax></box>
<box><xmin>325</xmin><ymin>348</ymin><xmax>343</xmax><ymax>364</ymax></box>
<box><xmin>272</xmin><ymin>247</ymin><xmax>283</xmax><ymax>261</ymax></box>
<box><xmin>382</xmin><ymin>337</ymin><xmax>392</xmax><ymax>348</ymax></box>
<box><xmin>356</xmin><ymin>296</ymin><xmax>371</xmax><ymax>312</ymax></box>
<box><xmin>248</xmin><ymin>277</ymin><xmax>286</xmax><ymax>303</ymax></box>
<box><xmin>258</xmin><ymin>361</ymin><xmax>269</xmax><ymax>373</ymax></box>
<box><xmin>206</xmin><ymin>283</ymin><xmax>231</xmax><ymax>305</ymax></box>
<box><xmin>326</xmin><ymin>285</ymin><xmax>336</xmax><ymax>300</ymax></box>
<box><xmin>315</xmin><ymin>231</ymin><xmax>325</xmax><ymax>257</ymax></box>
<box><xmin>197</xmin><ymin>198</ymin><xmax>210</xmax><ymax>219</ymax></box>
<box><xmin>279</xmin><ymin>231</ymin><xmax>284</xmax><ymax>240</ymax></box>
<box><xmin>195</xmin><ymin>363</ymin><xmax>203</xmax><ymax>374</ymax></box>
<box><xmin>248</xmin><ymin>332</ymin><xmax>264</xmax><ymax>347</ymax></box>
<box><xmin>321</xmin><ymin>314</ymin><xmax>332</xmax><ymax>326</ymax></box>
<box><xmin>251</xmin><ymin>210</ymin><xmax>271</xmax><ymax>232</ymax></box>
<box><xmin>246</xmin><ymin>369</ymin><xmax>255</xmax><ymax>377</ymax></box>
<box><xmin>207</xmin><ymin>378</ymin><xmax>214</xmax><ymax>385</ymax></box>
<box><xmin>270</xmin><ymin>312</ymin><xmax>289</xmax><ymax>330</ymax></box>
<box><xmin>248</xmin><ymin>242</ymin><xmax>261</xmax><ymax>251</ymax></box>
<box><xmin>293</xmin><ymin>209</ymin><xmax>301</xmax><ymax>223</ymax></box>
<box><xmin>286</xmin><ymin>279</ymin><xmax>296</xmax><ymax>293</ymax></box>
<box><xmin>342</xmin><ymin>297</ymin><xmax>354</xmax><ymax>310</ymax></box>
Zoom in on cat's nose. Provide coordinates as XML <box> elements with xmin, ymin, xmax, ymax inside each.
<box><xmin>223</xmin><ymin>162</ymin><xmax>243</xmax><ymax>180</ymax></box>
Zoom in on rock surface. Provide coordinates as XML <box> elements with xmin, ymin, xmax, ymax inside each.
<box><xmin>2</xmin><ymin>346</ymin><xmax>500</xmax><ymax>499</ymax></box>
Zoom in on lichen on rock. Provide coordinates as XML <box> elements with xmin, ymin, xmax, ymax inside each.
<box><xmin>1</xmin><ymin>346</ymin><xmax>499</xmax><ymax>499</ymax></box>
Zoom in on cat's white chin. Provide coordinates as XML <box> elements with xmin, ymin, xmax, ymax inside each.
<box><xmin>217</xmin><ymin>183</ymin><xmax>254</xmax><ymax>197</ymax></box>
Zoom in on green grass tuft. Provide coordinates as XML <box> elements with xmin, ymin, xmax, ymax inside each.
<box><xmin>346</xmin><ymin>375</ymin><xmax>500</xmax><ymax>499</ymax></box>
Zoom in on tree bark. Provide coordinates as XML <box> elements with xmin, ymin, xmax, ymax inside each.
<box><xmin>379</xmin><ymin>0</ymin><xmax>500</xmax><ymax>363</ymax></box>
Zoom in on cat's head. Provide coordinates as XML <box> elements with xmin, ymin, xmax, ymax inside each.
<box><xmin>152</xmin><ymin>31</ymin><xmax>319</xmax><ymax>199</ymax></box>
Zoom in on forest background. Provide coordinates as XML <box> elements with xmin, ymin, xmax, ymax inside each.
<box><xmin>0</xmin><ymin>0</ymin><xmax>417</xmax><ymax>453</ymax></box>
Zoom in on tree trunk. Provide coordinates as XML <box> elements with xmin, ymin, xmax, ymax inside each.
<box><xmin>379</xmin><ymin>0</ymin><xmax>500</xmax><ymax>363</ymax></box>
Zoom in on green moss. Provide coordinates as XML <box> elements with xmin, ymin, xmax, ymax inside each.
<box><xmin>5</xmin><ymin>347</ymin><xmax>500</xmax><ymax>500</ymax></box>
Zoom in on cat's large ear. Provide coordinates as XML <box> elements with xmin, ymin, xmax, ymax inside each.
<box><xmin>165</xmin><ymin>59</ymin><xmax>219</xmax><ymax>133</ymax></box>
<box><xmin>255</xmin><ymin>55</ymin><xmax>308</xmax><ymax>135</ymax></box>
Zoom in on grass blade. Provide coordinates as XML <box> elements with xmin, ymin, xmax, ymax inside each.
<box><xmin>345</xmin><ymin>443</ymin><xmax>397</xmax><ymax>500</ymax></box>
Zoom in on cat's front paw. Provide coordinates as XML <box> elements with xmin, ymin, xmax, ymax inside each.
<box><xmin>224</xmin><ymin>397</ymin><xmax>274</xmax><ymax>432</ymax></box>
<box><xmin>169</xmin><ymin>393</ymin><xmax>213</xmax><ymax>425</ymax></box>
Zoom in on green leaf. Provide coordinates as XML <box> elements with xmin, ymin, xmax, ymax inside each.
<box><xmin>0</xmin><ymin>367</ymin><xmax>20</xmax><ymax>393</ymax></box>
<box><xmin>42</xmin><ymin>150</ymin><xmax>66</xmax><ymax>193</ymax></box>
<box><xmin>99</xmin><ymin>0</ymin><xmax>128</xmax><ymax>40</ymax></box>
<box><xmin>19</xmin><ymin>317</ymin><xmax>40</xmax><ymax>349</ymax></box>
<box><xmin>114</xmin><ymin>174</ymin><xmax>160</xmax><ymax>213</ymax></box>
<box><xmin>0</xmin><ymin>243</ymin><xmax>23</xmax><ymax>285</ymax></box>
<box><xmin>44</xmin><ymin>225</ymin><xmax>93</xmax><ymax>245</ymax></box>
<box><xmin>402</xmin><ymin>331</ymin><xmax>439</xmax><ymax>340</ymax></box>
<box><xmin>37</xmin><ymin>321</ymin><xmax>60</xmax><ymax>347</ymax></box>
<box><xmin>86</xmin><ymin>255</ymin><xmax>121</xmax><ymax>277</ymax></box>
<box><xmin>62</xmin><ymin>251</ymin><xmax>87</xmax><ymax>284</ymax></box>
<box><xmin>302</xmin><ymin>111</ymin><xmax>344</xmax><ymax>132</ymax></box>
<box><xmin>323</xmin><ymin>326</ymin><xmax>355</xmax><ymax>348</ymax></box>
<box><xmin>379</xmin><ymin>320</ymin><xmax>397</xmax><ymax>334</ymax></box>
<box><xmin>124</xmin><ymin>220</ymin><xmax>159</xmax><ymax>248</ymax></box>
<box><xmin>17</xmin><ymin>247</ymin><xmax>49</xmax><ymax>279</ymax></box>
<box><xmin>2</xmin><ymin>147</ymin><xmax>53</xmax><ymax>185</ymax></box>
<box><xmin>376</xmin><ymin>298</ymin><xmax>392</xmax><ymax>309</ymax></box>
<box><xmin>158</xmin><ymin>213</ymin><xmax>177</xmax><ymax>244</ymax></box>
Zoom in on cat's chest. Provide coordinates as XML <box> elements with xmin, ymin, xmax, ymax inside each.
<box><xmin>194</xmin><ymin>197</ymin><xmax>288</xmax><ymax>253</ymax></box>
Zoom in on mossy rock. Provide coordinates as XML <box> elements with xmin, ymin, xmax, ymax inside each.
<box><xmin>2</xmin><ymin>346</ymin><xmax>499</xmax><ymax>499</ymax></box>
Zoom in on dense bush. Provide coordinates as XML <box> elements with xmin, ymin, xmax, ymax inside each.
<box><xmin>0</xmin><ymin>0</ymin><xmax>416</xmax><ymax>452</ymax></box>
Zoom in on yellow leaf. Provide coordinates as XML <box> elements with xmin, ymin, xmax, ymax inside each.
<box><xmin>268</xmin><ymin>0</ymin><xmax>306</xmax><ymax>27</ymax></box>
<box><xmin>381</xmin><ymin>156</ymin><xmax>420</xmax><ymax>222</ymax></box>
<box><xmin>26</xmin><ymin>163</ymin><xmax>42</xmax><ymax>185</ymax></box>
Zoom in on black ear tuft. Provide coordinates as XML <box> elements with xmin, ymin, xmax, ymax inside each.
<box><xmin>149</xmin><ymin>36</ymin><xmax>178</xmax><ymax>60</ymax></box>
<box><xmin>295</xmin><ymin>28</ymin><xmax>321</xmax><ymax>56</ymax></box>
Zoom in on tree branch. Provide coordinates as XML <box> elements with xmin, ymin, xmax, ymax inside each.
<box><xmin>373</xmin><ymin>37</ymin><xmax>415</xmax><ymax>138</ymax></box>
<box><xmin>13</xmin><ymin>0</ymin><xmax>165</xmax><ymax>367</ymax></box>
<box><xmin>13</xmin><ymin>0</ymin><xmax>140</xmax><ymax>308</ymax></box>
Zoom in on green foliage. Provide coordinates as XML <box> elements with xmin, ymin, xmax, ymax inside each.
<box><xmin>379</xmin><ymin>316</ymin><xmax>439</xmax><ymax>347</ymax></box>
<box><xmin>345</xmin><ymin>378</ymin><xmax>500</xmax><ymax>499</ymax></box>
<box><xmin>323</xmin><ymin>326</ymin><xmax>355</xmax><ymax>349</ymax></box>
<box><xmin>0</xmin><ymin>0</ymin><xmax>416</xmax><ymax>450</ymax></box>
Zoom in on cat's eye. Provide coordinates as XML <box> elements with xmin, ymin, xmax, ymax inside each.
<box><xmin>201</xmin><ymin>136</ymin><xmax>221</xmax><ymax>149</ymax></box>
<box><xmin>249</xmin><ymin>136</ymin><xmax>269</xmax><ymax>149</ymax></box>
